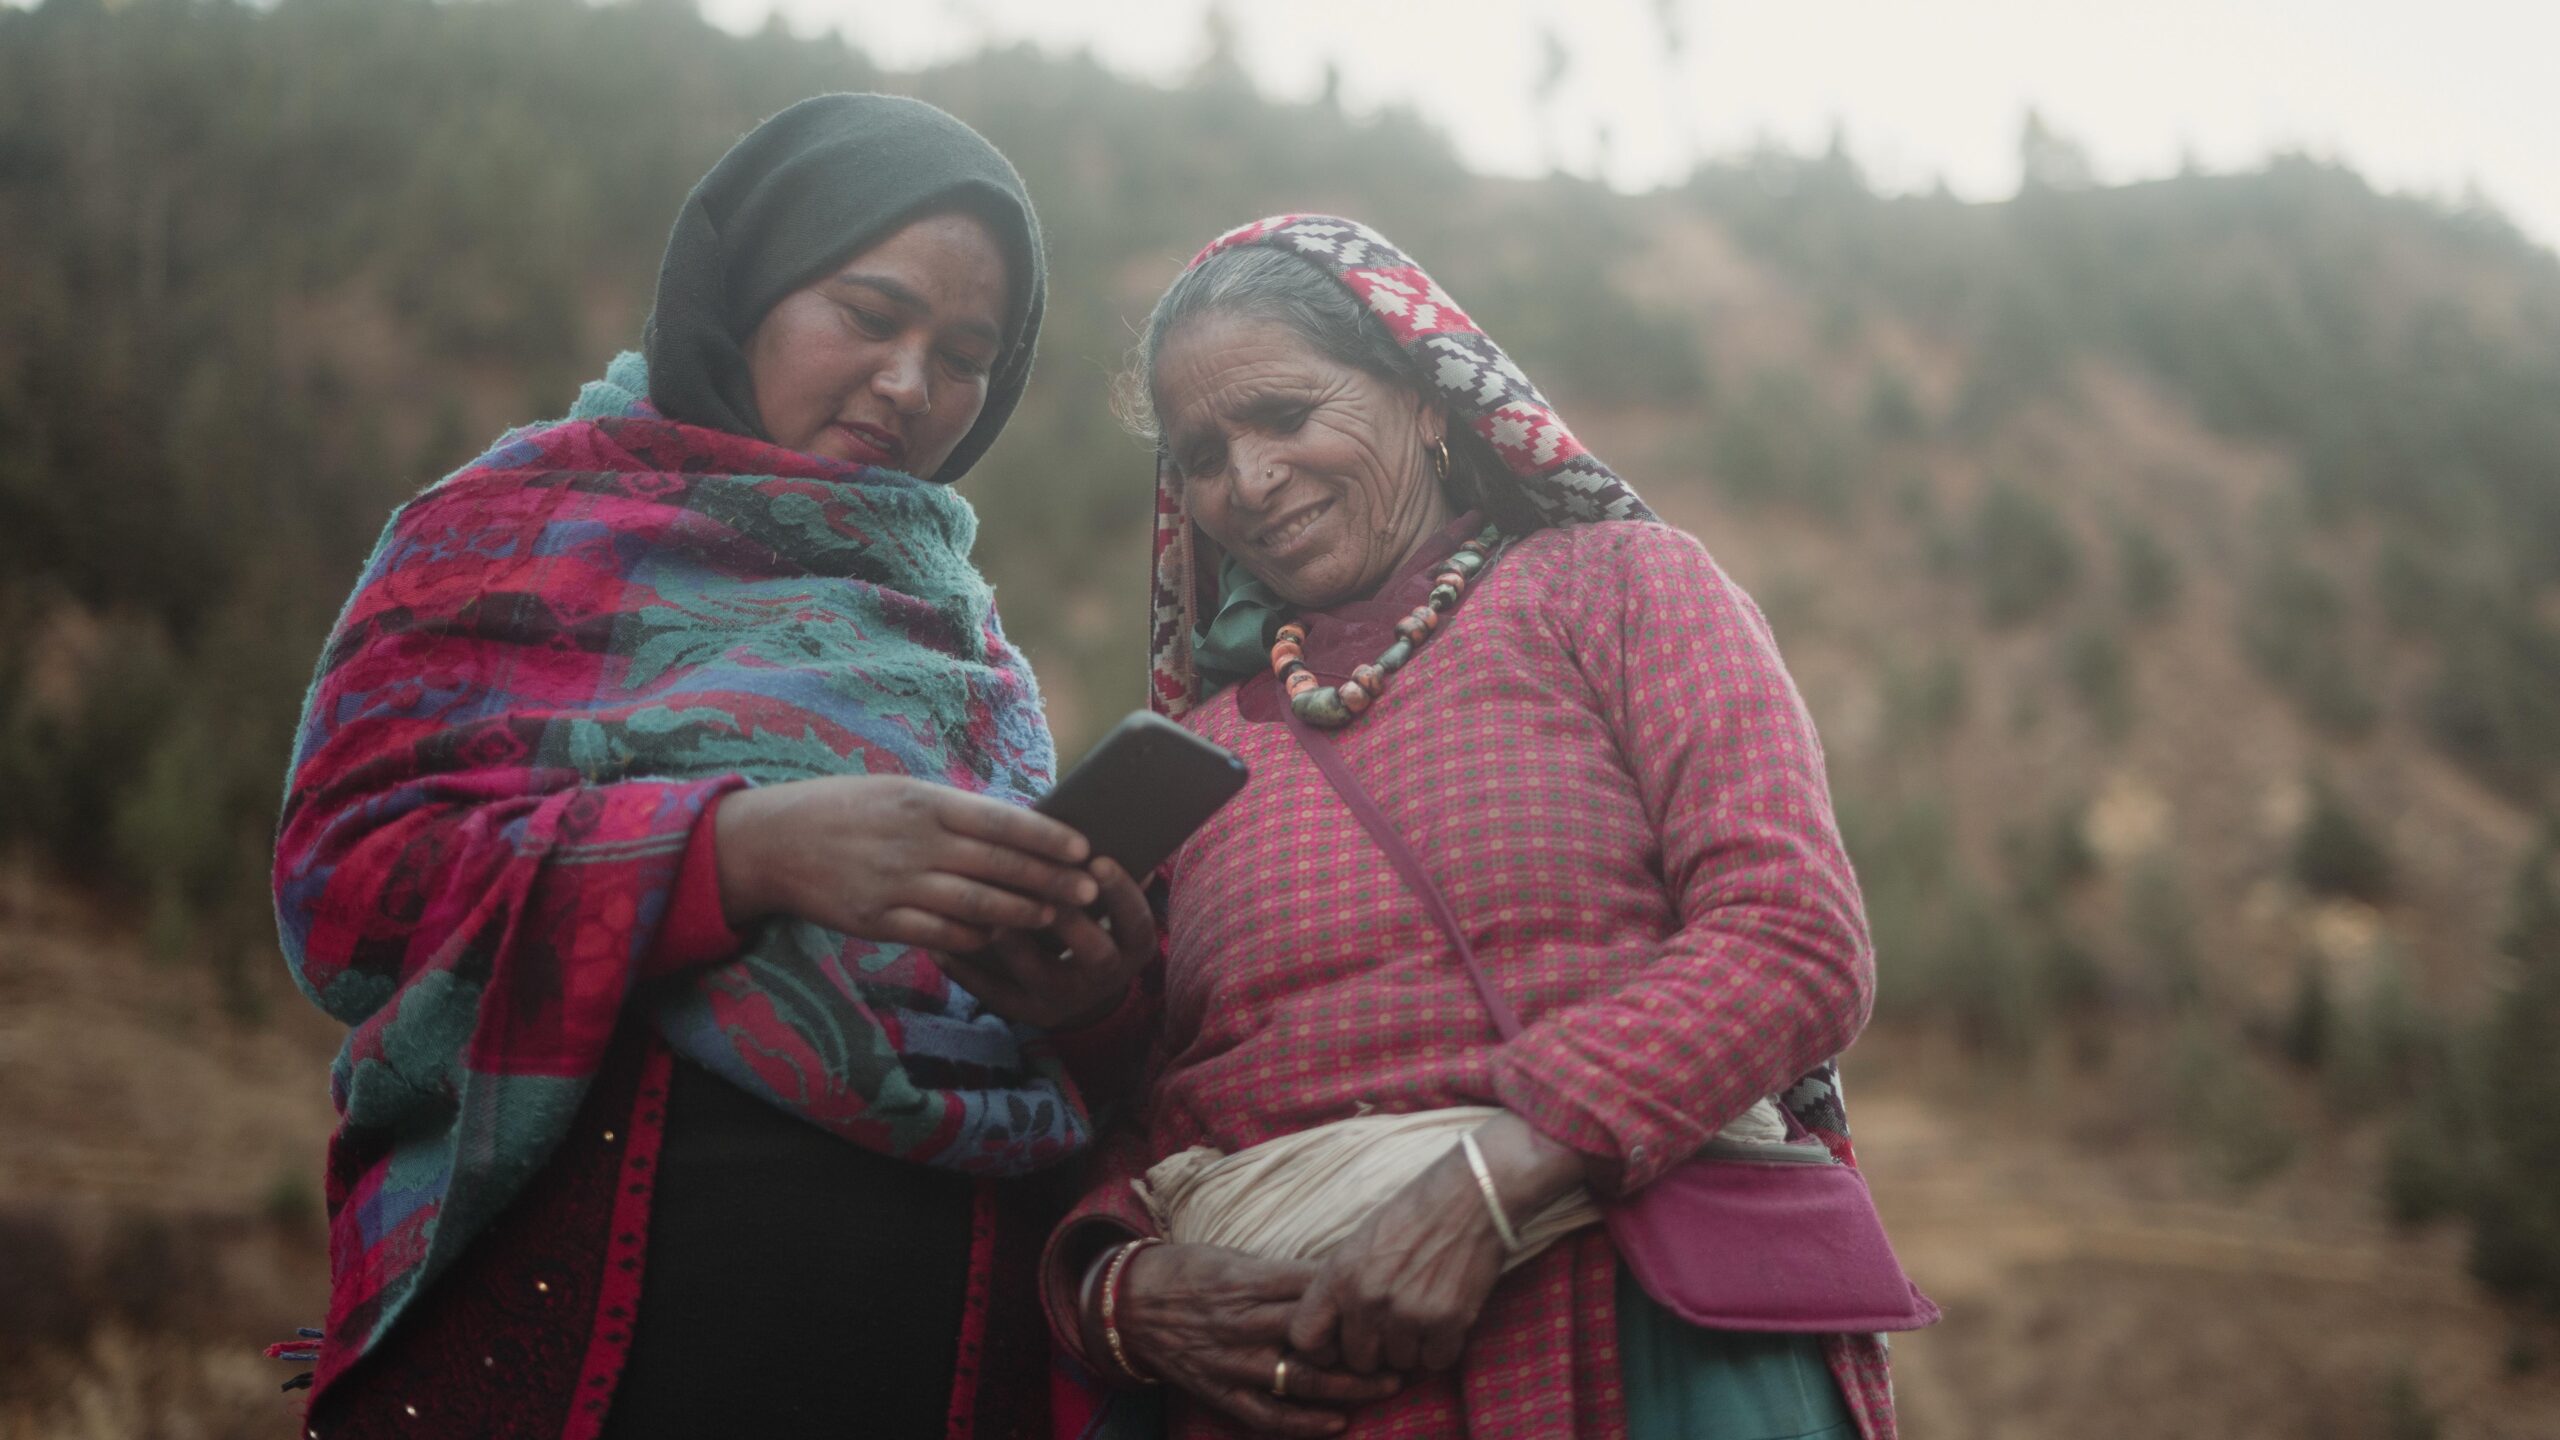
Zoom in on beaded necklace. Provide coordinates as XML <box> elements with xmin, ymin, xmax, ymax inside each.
<box><xmin>1271</xmin><ymin>524</ymin><xmax>1504</xmax><ymax>727</ymax></box>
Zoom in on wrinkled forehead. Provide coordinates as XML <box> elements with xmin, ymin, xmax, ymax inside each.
<box><xmin>1154</xmin><ymin>309</ymin><xmax>1406</xmax><ymax>428</ymax></box>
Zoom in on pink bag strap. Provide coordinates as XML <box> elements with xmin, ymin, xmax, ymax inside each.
<box><xmin>1282</xmin><ymin>701</ymin><xmax>1814</xmax><ymax>1145</ymax></box>
<box><xmin>1281</xmin><ymin>703</ymin><xmax>1525</xmax><ymax>1041</ymax></box>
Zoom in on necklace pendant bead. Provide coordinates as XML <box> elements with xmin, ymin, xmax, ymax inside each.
<box><xmin>1379</xmin><ymin>639</ymin><xmax>1414</xmax><ymax>670</ymax></box>
<box><xmin>1429</xmin><ymin>584</ymin><xmax>1459</xmax><ymax>607</ymax></box>
<box><xmin>1292</xmin><ymin>687</ymin><xmax>1352</xmax><ymax>726</ymax></box>
<box><xmin>1351</xmin><ymin>663</ymin><xmax>1385</xmax><ymax>693</ymax></box>
<box><xmin>1284</xmin><ymin>669</ymin><xmax>1320</xmax><ymax>698</ymax></box>
<box><xmin>1338</xmin><ymin>680</ymin><xmax>1373</xmax><ymax>713</ymax></box>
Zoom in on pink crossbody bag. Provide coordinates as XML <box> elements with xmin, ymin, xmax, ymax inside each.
<box><xmin>1282</xmin><ymin>705</ymin><xmax>1940</xmax><ymax>1333</ymax></box>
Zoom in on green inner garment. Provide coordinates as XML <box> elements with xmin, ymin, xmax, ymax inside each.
<box><xmin>1617</xmin><ymin>1266</ymin><xmax>1858</xmax><ymax>1440</ymax></box>
<box><xmin>1189</xmin><ymin>548</ymin><xmax>1287</xmax><ymax>692</ymax></box>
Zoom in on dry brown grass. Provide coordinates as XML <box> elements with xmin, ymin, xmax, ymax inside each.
<box><xmin>0</xmin><ymin>866</ymin><xmax>333</xmax><ymax>1440</ymax></box>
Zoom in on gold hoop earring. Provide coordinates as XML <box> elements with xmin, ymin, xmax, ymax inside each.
<box><xmin>1429</xmin><ymin>436</ymin><xmax>1451</xmax><ymax>482</ymax></box>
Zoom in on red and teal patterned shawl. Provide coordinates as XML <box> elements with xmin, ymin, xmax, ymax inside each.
<box><xmin>276</xmin><ymin>351</ymin><xmax>1087</xmax><ymax>1381</ymax></box>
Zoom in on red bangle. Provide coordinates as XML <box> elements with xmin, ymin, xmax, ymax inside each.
<box><xmin>1098</xmin><ymin>1237</ymin><xmax>1164</xmax><ymax>1386</ymax></box>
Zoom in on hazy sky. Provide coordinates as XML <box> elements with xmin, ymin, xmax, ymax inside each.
<box><xmin>701</xmin><ymin>0</ymin><xmax>2560</xmax><ymax>252</ymax></box>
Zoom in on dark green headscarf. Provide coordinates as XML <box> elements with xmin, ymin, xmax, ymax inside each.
<box><xmin>643</xmin><ymin>93</ymin><xmax>1045</xmax><ymax>483</ymax></box>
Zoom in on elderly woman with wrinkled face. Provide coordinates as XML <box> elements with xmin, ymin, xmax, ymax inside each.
<box><xmin>1042</xmin><ymin>220</ymin><xmax>1910</xmax><ymax>1440</ymax></box>
<box><xmin>275</xmin><ymin>95</ymin><xmax>1152</xmax><ymax>1439</ymax></box>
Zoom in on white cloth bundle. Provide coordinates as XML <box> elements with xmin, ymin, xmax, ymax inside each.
<box><xmin>1134</xmin><ymin>1098</ymin><xmax>1788</xmax><ymax>1273</ymax></box>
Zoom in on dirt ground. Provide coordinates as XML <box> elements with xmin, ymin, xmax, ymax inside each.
<box><xmin>1849</xmin><ymin>1030</ymin><xmax>2560</xmax><ymax>1439</ymax></box>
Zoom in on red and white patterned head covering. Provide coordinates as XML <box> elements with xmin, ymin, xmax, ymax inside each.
<box><xmin>1146</xmin><ymin>214</ymin><xmax>1659</xmax><ymax>716</ymax></box>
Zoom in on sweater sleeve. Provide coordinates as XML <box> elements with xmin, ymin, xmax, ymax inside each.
<box><xmin>1489</xmin><ymin>524</ymin><xmax>1874</xmax><ymax>1195</ymax></box>
<box><xmin>1036</xmin><ymin>1123</ymin><xmax>1161</xmax><ymax>1374</ymax></box>
<box><xmin>640</xmin><ymin>794</ymin><xmax>748</xmax><ymax>980</ymax></box>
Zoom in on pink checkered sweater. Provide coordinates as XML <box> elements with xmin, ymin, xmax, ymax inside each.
<box><xmin>1044</xmin><ymin>520</ymin><xmax>1894</xmax><ymax>1439</ymax></box>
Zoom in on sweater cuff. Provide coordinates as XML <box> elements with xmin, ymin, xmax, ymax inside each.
<box><xmin>1493</xmin><ymin>1039</ymin><xmax>1680</xmax><ymax>1197</ymax></box>
<box><xmin>1038</xmin><ymin>1203</ymin><xmax>1156</xmax><ymax>1374</ymax></box>
<box><xmin>639</xmin><ymin>784</ymin><xmax>745</xmax><ymax>981</ymax></box>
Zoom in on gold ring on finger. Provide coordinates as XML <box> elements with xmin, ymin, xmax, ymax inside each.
<box><xmin>1271</xmin><ymin>1354</ymin><xmax>1290</xmax><ymax>1397</ymax></box>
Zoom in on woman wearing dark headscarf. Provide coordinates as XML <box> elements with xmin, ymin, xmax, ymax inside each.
<box><xmin>1039</xmin><ymin>217</ymin><xmax>1918</xmax><ymax>1439</ymax></box>
<box><xmin>274</xmin><ymin>95</ymin><xmax>1153</xmax><ymax>1439</ymax></box>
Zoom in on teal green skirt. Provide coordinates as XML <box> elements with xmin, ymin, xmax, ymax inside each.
<box><xmin>1617</xmin><ymin>1267</ymin><xmax>1856</xmax><ymax>1440</ymax></box>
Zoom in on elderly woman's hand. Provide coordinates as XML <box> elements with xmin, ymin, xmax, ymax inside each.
<box><xmin>714</xmin><ymin>775</ymin><xmax>1100</xmax><ymax>953</ymax></box>
<box><xmin>1285</xmin><ymin>1111</ymin><xmax>1586</xmax><ymax>1374</ymax></box>
<box><xmin>1098</xmin><ymin>1243</ymin><xmax>1401</xmax><ymax>1436</ymax></box>
<box><xmin>937</xmin><ymin>857</ymin><xmax>1156</xmax><ymax>1029</ymax></box>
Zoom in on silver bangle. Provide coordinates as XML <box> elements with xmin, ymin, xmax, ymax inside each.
<box><xmin>1459</xmin><ymin>1130</ymin><xmax>1524</xmax><ymax>1253</ymax></box>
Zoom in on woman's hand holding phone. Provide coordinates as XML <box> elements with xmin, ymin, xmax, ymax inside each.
<box><xmin>711</xmin><ymin>774</ymin><xmax>1154</xmax><ymax>1027</ymax></box>
<box><xmin>940</xmin><ymin>857</ymin><xmax>1157</xmax><ymax>1029</ymax></box>
<box><xmin>713</xmin><ymin>775</ymin><xmax>1101</xmax><ymax>952</ymax></box>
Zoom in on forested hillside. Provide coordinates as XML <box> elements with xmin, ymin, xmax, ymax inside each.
<box><xmin>4</xmin><ymin>2</ymin><xmax>2559</xmax><ymax>1434</ymax></box>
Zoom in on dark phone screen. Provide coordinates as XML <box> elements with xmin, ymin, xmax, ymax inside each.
<box><xmin>1033</xmin><ymin>712</ymin><xmax>1248</xmax><ymax>878</ymax></box>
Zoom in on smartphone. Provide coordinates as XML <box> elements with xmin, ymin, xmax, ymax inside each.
<box><xmin>1034</xmin><ymin>711</ymin><xmax>1249</xmax><ymax>878</ymax></box>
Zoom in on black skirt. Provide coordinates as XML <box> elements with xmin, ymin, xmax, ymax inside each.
<box><xmin>600</xmin><ymin>1057</ymin><xmax>979</xmax><ymax>1440</ymax></box>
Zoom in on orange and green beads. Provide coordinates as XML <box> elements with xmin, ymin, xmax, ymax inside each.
<box><xmin>1273</xmin><ymin>525</ymin><xmax>1502</xmax><ymax>729</ymax></box>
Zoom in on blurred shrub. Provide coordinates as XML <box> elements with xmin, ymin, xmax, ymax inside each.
<box><xmin>1841</xmin><ymin>791</ymin><xmax>1958</xmax><ymax>1021</ymax></box>
<box><xmin>2123</xmin><ymin>853</ymin><xmax>2201</xmax><ymax>1006</ymax></box>
<box><xmin>2170</xmin><ymin>1012</ymin><xmax>2298</xmax><ymax>1187</ymax></box>
<box><xmin>98</xmin><ymin>1213</ymin><xmax>192</xmax><ymax>1331</ymax></box>
<box><xmin>2469</xmin><ymin>824</ymin><xmax>2560</xmax><ymax>1310</ymax></box>
<box><xmin>1954</xmin><ymin>285</ymin><xmax>2078</xmax><ymax>431</ymax></box>
<box><xmin>0</xmin><ymin>1209</ymin><xmax>85</xmax><ymax>1350</ymax></box>
<box><xmin>0</xmin><ymin>618</ymin><xmax>181</xmax><ymax>878</ymax></box>
<box><xmin>2380</xmin><ymin>1363</ymin><xmax>2443</xmax><ymax>1440</ymax></box>
<box><xmin>262</xmin><ymin>1165</ymin><xmax>320</xmax><ymax>1233</ymax></box>
<box><xmin>2001</xmin><ymin>796</ymin><xmax>2096</xmax><ymax>919</ymax></box>
<box><xmin>2422</xmin><ymin>595</ymin><xmax>2560</xmax><ymax>804</ymax></box>
<box><xmin>1878</xmin><ymin>652</ymin><xmax>1969</xmax><ymax>749</ymax></box>
<box><xmin>2375</xmin><ymin>534</ymin><xmax>2450</xmax><ymax>636</ymax></box>
<box><xmin>2292</xmin><ymin>778</ymin><xmax>2393</xmax><ymax>903</ymax></box>
<box><xmin>1844</xmin><ymin>788</ymin><xmax>2096</xmax><ymax>1057</ymax></box>
<box><xmin>1709</xmin><ymin>370</ymin><xmax>1863</xmax><ymax>518</ymax></box>
<box><xmin>1862</xmin><ymin>367</ymin><xmax>1926</xmax><ymax>440</ymax></box>
<box><xmin>2369</xmin><ymin>535</ymin><xmax>2560</xmax><ymax>802</ymax></box>
<box><xmin>2061</xmin><ymin>623</ymin><xmax>2133</xmax><ymax>739</ymax></box>
<box><xmin>1967</xmin><ymin>479</ymin><xmax>2080</xmax><ymax>626</ymax></box>
<box><xmin>2324</xmin><ymin>948</ymin><xmax>2437</xmax><ymax>1117</ymax></box>
<box><xmin>2242</xmin><ymin>542</ymin><xmax>2377</xmax><ymax>737</ymax></box>
<box><xmin>2386</xmin><ymin>1104</ymin><xmax>2475</xmax><ymax>1227</ymax></box>
<box><xmin>2114</xmin><ymin>519</ymin><xmax>2181</xmax><ymax>625</ymax></box>
<box><xmin>2280</xmin><ymin>956</ymin><xmax>2331</xmax><ymax>1070</ymax></box>
<box><xmin>1471</xmin><ymin>260</ymin><xmax>1708</xmax><ymax>411</ymax></box>
<box><xmin>1939</xmin><ymin>886</ymin><xmax>2043</xmax><ymax>1059</ymax></box>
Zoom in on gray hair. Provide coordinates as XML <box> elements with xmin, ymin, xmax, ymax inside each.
<box><xmin>1118</xmin><ymin>245</ymin><xmax>1536</xmax><ymax>530</ymax></box>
